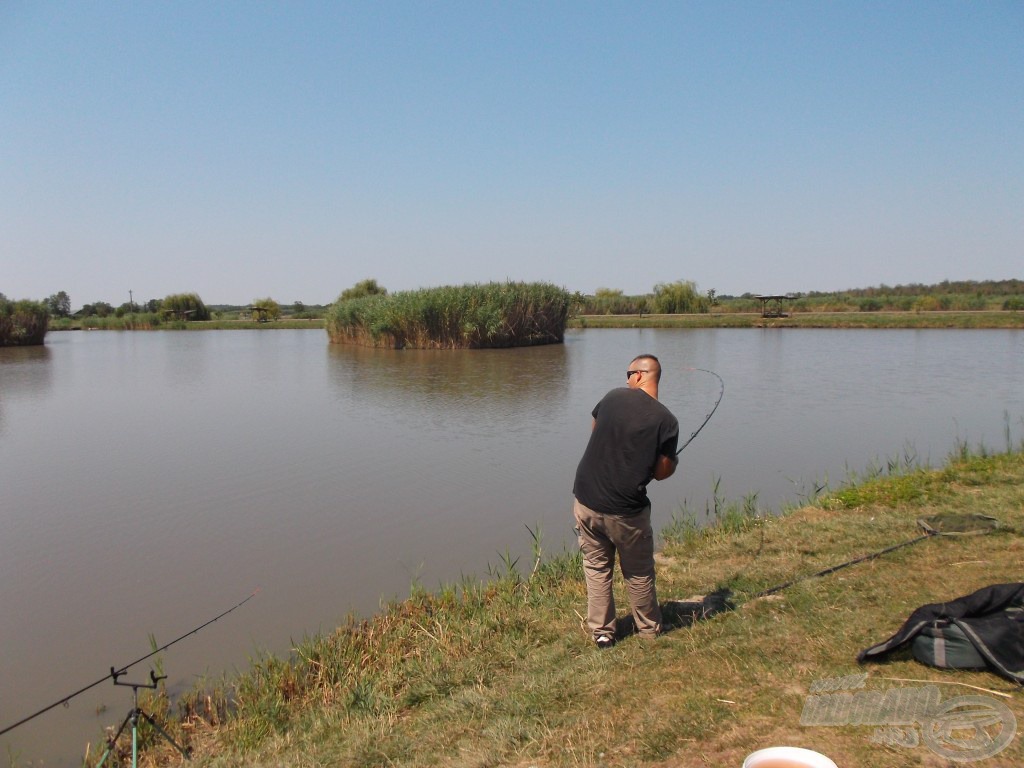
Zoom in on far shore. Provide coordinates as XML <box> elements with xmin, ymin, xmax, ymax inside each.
<box><xmin>46</xmin><ymin>309</ymin><xmax>1024</xmax><ymax>334</ymax></box>
<box><xmin>571</xmin><ymin>309</ymin><xmax>1024</xmax><ymax>329</ymax></box>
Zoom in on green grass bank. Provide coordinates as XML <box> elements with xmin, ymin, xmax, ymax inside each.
<box><xmin>108</xmin><ymin>437</ymin><xmax>1024</xmax><ymax>768</ymax></box>
<box><xmin>572</xmin><ymin>310</ymin><xmax>1024</xmax><ymax>330</ymax></box>
<box><xmin>48</xmin><ymin>316</ymin><xmax>327</xmax><ymax>331</ymax></box>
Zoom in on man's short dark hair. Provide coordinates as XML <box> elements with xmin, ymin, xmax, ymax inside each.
<box><xmin>632</xmin><ymin>354</ymin><xmax>662</xmax><ymax>383</ymax></box>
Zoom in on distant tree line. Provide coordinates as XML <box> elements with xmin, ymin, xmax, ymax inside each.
<box><xmin>578</xmin><ymin>279</ymin><xmax>1023</xmax><ymax>315</ymax></box>
<box><xmin>578</xmin><ymin>281</ymin><xmax>714</xmax><ymax>315</ymax></box>
<box><xmin>810</xmin><ymin>279</ymin><xmax>1024</xmax><ymax>299</ymax></box>
<box><xmin>780</xmin><ymin>279</ymin><xmax>1024</xmax><ymax>313</ymax></box>
<box><xmin>39</xmin><ymin>292</ymin><xmax>329</xmax><ymax>327</ymax></box>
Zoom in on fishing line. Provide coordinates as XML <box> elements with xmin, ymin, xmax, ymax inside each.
<box><xmin>676</xmin><ymin>367</ymin><xmax>725</xmax><ymax>456</ymax></box>
<box><xmin>0</xmin><ymin>589</ymin><xmax>259</xmax><ymax>738</ymax></box>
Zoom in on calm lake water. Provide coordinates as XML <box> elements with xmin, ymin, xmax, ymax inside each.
<box><xmin>1</xmin><ymin>327</ymin><xmax>1022</xmax><ymax>764</ymax></box>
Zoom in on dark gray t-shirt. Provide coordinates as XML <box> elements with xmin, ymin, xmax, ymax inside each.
<box><xmin>573</xmin><ymin>387</ymin><xmax>679</xmax><ymax>515</ymax></box>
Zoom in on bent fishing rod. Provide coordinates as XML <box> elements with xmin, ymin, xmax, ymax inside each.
<box><xmin>0</xmin><ymin>589</ymin><xmax>259</xmax><ymax>738</ymax></box>
<box><xmin>676</xmin><ymin>368</ymin><xmax>725</xmax><ymax>456</ymax></box>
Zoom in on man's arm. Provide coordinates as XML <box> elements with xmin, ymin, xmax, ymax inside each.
<box><xmin>652</xmin><ymin>453</ymin><xmax>677</xmax><ymax>481</ymax></box>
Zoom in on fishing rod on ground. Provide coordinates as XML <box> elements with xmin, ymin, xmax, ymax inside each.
<box><xmin>749</xmin><ymin>533</ymin><xmax>934</xmax><ymax>599</ymax></box>
<box><xmin>0</xmin><ymin>589</ymin><xmax>259</xmax><ymax>739</ymax></box>
<box><xmin>747</xmin><ymin>513</ymin><xmax>1003</xmax><ymax>600</ymax></box>
<box><xmin>675</xmin><ymin>368</ymin><xmax>725</xmax><ymax>456</ymax></box>
<box><xmin>668</xmin><ymin>513</ymin><xmax>1004</xmax><ymax>629</ymax></box>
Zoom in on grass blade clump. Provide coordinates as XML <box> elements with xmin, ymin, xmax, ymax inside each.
<box><xmin>325</xmin><ymin>281</ymin><xmax>572</xmax><ymax>349</ymax></box>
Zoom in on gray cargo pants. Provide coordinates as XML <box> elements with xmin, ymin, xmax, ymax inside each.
<box><xmin>573</xmin><ymin>498</ymin><xmax>662</xmax><ymax>640</ymax></box>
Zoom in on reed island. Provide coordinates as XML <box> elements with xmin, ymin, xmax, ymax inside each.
<box><xmin>0</xmin><ymin>296</ymin><xmax>48</xmax><ymax>346</ymax></box>
<box><xmin>325</xmin><ymin>281</ymin><xmax>573</xmax><ymax>349</ymax></box>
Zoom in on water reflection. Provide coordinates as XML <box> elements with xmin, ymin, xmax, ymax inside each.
<box><xmin>0</xmin><ymin>345</ymin><xmax>54</xmax><ymax>434</ymax></box>
<box><xmin>326</xmin><ymin>342</ymin><xmax>571</xmax><ymax>437</ymax></box>
<box><xmin>0</xmin><ymin>344</ymin><xmax>54</xmax><ymax>391</ymax></box>
<box><xmin>156</xmin><ymin>331</ymin><xmax>219</xmax><ymax>390</ymax></box>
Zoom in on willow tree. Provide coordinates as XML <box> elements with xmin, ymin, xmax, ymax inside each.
<box><xmin>162</xmin><ymin>292</ymin><xmax>211</xmax><ymax>321</ymax></box>
<box><xmin>652</xmin><ymin>280</ymin><xmax>710</xmax><ymax>314</ymax></box>
<box><xmin>339</xmin><ymin>279</ymin><xmax>387</xmax><ymax>301</ymax></box>
<box><xmin>252</xmin><ymin>297</ymin><xmax>281</xmax><ymax>321</ymax></box>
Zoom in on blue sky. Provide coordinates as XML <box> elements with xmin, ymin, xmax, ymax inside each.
<box><xmin>2</xmin><ymin>1</ymin><xmax>1021</xmax><ymax>307</ymax></box>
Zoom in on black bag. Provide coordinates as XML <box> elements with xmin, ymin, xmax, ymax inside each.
<box><xmin>912</xmin><ymin>620</ymin><xmax>988</xmax><ymax>670</ymax></box>
<box><xmin>858</xmin><ymin>583</ymin><xmax>1024</xmax><ymax>684</ymax></box>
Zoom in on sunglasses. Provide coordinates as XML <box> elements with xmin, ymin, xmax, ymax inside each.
<box><xmin>626</xmin><ymin>369</ymin><xmax>649</xmax><ymax>380</ymax></box>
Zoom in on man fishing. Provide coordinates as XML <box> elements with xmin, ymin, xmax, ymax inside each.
<box><xmin>573</xmin><ymin>354</ymin><xmax>680</xmax><ymax>648</ymax></box>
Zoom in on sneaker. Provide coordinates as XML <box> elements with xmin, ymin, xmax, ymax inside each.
<box><xmin>594</xmin><ymin>635</ymin><xmax>616</xmax><ymax>650</ymax></box>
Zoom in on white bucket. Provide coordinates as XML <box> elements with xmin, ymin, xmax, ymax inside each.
<box><xmin>742</xmin><ymin>746</ymin><xmax>838</xmax><ymax>768</ymax></box>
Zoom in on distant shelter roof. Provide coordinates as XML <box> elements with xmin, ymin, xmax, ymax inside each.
<box><xmin>754</xmin><ymin>294</ymin><xmax>794</xmax><ymax>319</ymax></box>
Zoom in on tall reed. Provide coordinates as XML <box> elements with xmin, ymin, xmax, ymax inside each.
<box><xmin>325</xmin><ymin>282</ymin><xmax>572</xmax><ymax>349</ymax></box>
<box><xmin>0</xmin><ymin>297</ymin><xmax>48</xmax><ymax>346</ymax></box>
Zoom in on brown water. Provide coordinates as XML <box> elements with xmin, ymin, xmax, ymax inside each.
<box><xmin>1</xmin><ymin>327</ymin><xmax>1021</xmax><ymax>764</ymax></box>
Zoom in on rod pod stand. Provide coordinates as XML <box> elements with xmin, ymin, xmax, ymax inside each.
<box><xmin>96</xmin><ymin>668</ymin><xmax>191</xmax><ymax>767</ymax></box>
